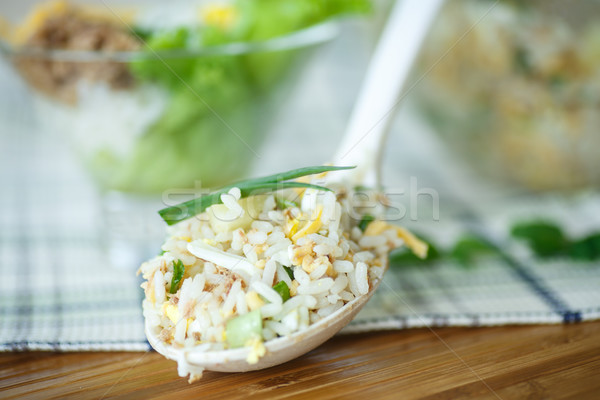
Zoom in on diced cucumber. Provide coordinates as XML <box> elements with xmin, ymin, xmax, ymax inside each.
<box><xmin>225</xmin><ymin>310</ymin><xmax>263</xmax><ymax>348</ymax></box>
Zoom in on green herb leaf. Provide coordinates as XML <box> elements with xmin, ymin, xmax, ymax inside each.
<box><xmin>169</xmin><ymin>259</ymin><xmax>185</xmax><ymax>294</ymax></box>
<box><xmin>130</xmin><ymin>26</ymin><xmax>153</xmax><ymax>42</ymax></box>
<box><xmin>283</xmin><ymin>266</ymin><xmax>294</xmax><ymax>280</ymax></box>
<box><xmin>158</xmin><ymin>165</ymin><xmax>354</xmax><ymax>225</ymax></box>
<box><xmin>276</xmin><ymin>197</ymin><xmax>299</xmax><ymax>210</ymax></box>
<box><xmin>234</xmin><ymin>165</ymin><xmax>353</xmax><ymax>186</ymax></box>
<box><xmin>389</xmin><ymin>234</ymin><xmax>440</xmax><ymax>267</ymax></box>
<box><xmin>353</xmin><ymin>184</ymin><xmax>373</xmax><ymax>192</ymax></box>
<box><xmin>514</xmin><ymin>46</ymin><xmax>533</xmax><ymax>75</ymax></box>
<box><xmin>450</xmin><ymin>236</ymin><xmax>496</xmax><ymax>267</ymax></box>
<box><xmin>358</xmin><ymin>214</ymin><xmax>375</xmax><ymax>232</ymax></box>
<box><xmin>159</xmin><ymin>182</ymin><xmax>332</xmax><ymax>225</ymax></box>
<box><xmin>567</xmin><ymin>233</ymin><xmax>600</xmax><ymax>261</ymax></box>
<box><xmin>272</xmin><ymin>281</ymin><xmax>290</xmax><ymax>302</ymax></box>
<box><xmin>511</xmin><ymin>221</ymin><xmax>568</xmax><ymax>258</ymax></box>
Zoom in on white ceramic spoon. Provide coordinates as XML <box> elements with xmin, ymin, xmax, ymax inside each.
<box><xmin>146</xmin><ymin>0</ymin><xmax>443</xmax><ymax>376</ymax></box>
<box><xmin>147</xmin><ymin>266</ymin><xmax>385</xmax><ymax>375</ymax></box>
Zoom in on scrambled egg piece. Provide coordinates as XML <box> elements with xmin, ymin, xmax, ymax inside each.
<box><xmin>163</xmin><ymin>303</ymin><xmax>180</xmax><ymax>324</ymax></box>
<box><xmin>289</xmin><ymin>280</ymin><xmax>300</xmax><ymax>296</ymax></box>
<box><xmin>245</xmin><ymin>337</ymin><xmax>266</xmax><ymax>364</ymax></box>
<box><xmin>289</xmin><ymin>241</ymin><xmax>314</xmax><ymax>265</ymax></box>
<box><xmin>395</xmin><ymin>226</ymin><xmax>428</xmax><ymax>259</ymax></box>
<box><xmin>246</xmin><ymin>291</ymin><xmax>265</xmax><ymax>311</ymax></box>
<box><xmin>285</xmin><ymin>216</ymin><xmax>300</xmax><ymax>239</ymax></box>
<box><xmin>292</xmin><ymin>205</ymin><xmax>323</xmax><ymax>242</ymax></box>
<box><xmin>364</xmin><ymin>220</ymin><xmax>428</xmax><ymax>259</ymax></box>
<box><xmin>201</xmin><ymin>4</ymin><xmax>237</xmax><ymax>30</ymax></box>
<box><xmin>202</xmin><ymin>238</ymin><xmax>217</xmax><ymax>246</ymax></box>
<box><xmin>255</xmin><ymin>259</ymin><xmax>267</xmax><ymax>270</ymax></box>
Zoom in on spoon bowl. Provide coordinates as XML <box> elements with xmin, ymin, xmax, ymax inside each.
<box><xmin>146</xmin><ymin>259</ymin><xmax>386</xmax><ymax>374</ymax></box>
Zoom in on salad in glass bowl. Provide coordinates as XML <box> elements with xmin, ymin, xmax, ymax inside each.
<box><xmin>0</xmin><ymin>0</ymin><xmax>370</xmax><ymax>194</ymax></box>
<box><xmin>416</xmin><ymin>0</ymin><xmax>600</xmax><ymax>191</ymax></box>
<box><xmin>0</xmin><ymin>0</ymin><xmax>371</xmax><ymax>268</ymax></box>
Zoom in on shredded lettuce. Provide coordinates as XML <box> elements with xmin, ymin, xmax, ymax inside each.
<box><xmin>91</xmin><ymin>0</ymin><xmax>370</xmax><ymax>194</ymax></box>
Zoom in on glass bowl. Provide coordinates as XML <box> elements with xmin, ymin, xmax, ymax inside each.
<box><xmin>0</xmin><ymin>0</ymin><xmax>352</xmax><ymax>268</ymax></box>
<box><xmin>0</xmin><ymin>0</ymin><xmax>339</xmax><ymax>194</ymax></box>
<box><xmin>416</xmin><ymin>0</ymin><xmax>600</xmax><ymax>192</ymax></box>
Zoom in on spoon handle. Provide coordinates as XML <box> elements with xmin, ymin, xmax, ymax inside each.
<box><xmin>333</xmin><ymin>0</ymin><xmax>444</xmax><ymax>186</ymax></box>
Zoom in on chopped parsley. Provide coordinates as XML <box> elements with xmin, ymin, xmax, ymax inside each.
<box><xmin>283</xmin><ymin>265</ymin><xmax>294</xmax><ymax>280</ymax></box>
<box><xmin>358</xmin><ymin>214</ymin><xmax>375</xmax><ymax>232</ymax></box>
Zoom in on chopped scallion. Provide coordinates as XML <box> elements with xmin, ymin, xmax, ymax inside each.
<box><xmin>276</xmin><ymin>197</ymin><xmax>299</xmax><ymax>210</ymax></box>
<box><xmin>272</xmin><ymin>281</ymin><xmax>290</xmax><ymax>302</ymax></box>
<box><xmin>169</xmin><ymin>259</ymin><xmax>185</xmax><ymax>294</ymax></box>
<box><xmin>158</xmin><ymin>165</ymin><xmax>354</xmax><ymax>225</ymax></box>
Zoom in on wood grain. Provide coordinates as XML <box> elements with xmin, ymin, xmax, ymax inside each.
<box><xmin>1</xmin><ymin>322</ymin><xmax>599</xmax><ymax>399</ymax></box>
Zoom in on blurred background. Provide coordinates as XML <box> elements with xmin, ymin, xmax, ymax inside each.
<box><xmin>1</xmin><ymin>0</ymin><xmax>599</xmax><ymax>350</ymax></box>
<box><xmin>0</xmin><ymin>0</ymin><xmax>389</xmax><ymax>268</ymax></box>
<box><xmin>1</xmin><ymin>0</ymin><xmax>599</xmax><ymax>267</ymax></box>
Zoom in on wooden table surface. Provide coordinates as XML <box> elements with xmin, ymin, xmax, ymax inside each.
<box><xmin>2</xmin><ymin>322</ymin><xmax>599</xmax><ymax>400</ymax></box>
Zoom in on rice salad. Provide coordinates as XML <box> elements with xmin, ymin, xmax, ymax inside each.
<box><xmin>139</xmin><ymin>168</ymin><xmax>426</xmax><ymax>381</ymax></box>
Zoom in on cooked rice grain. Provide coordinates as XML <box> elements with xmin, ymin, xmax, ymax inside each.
<box><xmin>139</xmin><ymin>181</ymin><xmax>418</xmax><ymax>380</ymax></box>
